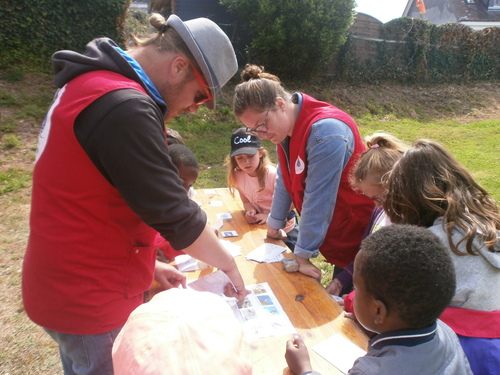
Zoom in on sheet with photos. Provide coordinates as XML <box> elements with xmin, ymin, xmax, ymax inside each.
<box><xmin>187</xmin><ymin>271</ymin><xmax>296</xmax><ymax>341</ymax></box>
<box><xmin>231</xmin><ymin>282</ymin><xmax>296</xmax><ymax>341</ymax></box>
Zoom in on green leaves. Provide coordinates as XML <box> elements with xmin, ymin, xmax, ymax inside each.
<box><xmin>338</xmin><ymin>18</ymin><xmax>500</xmax><ymax>84</ymax></box>
<box><xmin>0</xmin><ymin>0</ymin><xmax>130</xmax><ymax>71</ymax></box>
<box><xmin>221</xmin><ymin>0</ymin><xmax>356</xmax><ymax>81</ymax></box>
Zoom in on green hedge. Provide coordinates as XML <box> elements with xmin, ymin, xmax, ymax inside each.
<box><xmin>0</xmin><ymin>0</ymin><xmax>131</xmax><ymax>71</ymax></box>
<box><xmin>221</xmin><ymin>0</ymin><xmax>355</xmax><ymax>82</ymax></box>
<box><xmin>335</xmin><ymin>18</ymin><xmax>500</xmax><ymax>84</ymax></box>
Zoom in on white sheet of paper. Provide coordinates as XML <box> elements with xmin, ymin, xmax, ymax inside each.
<box><xmin>177</xmin><ymin>241</ymin><xmax>241</xmax><ymax>273</ymax></box>
<box><xmin>188</xmin><ymin>275</ymin><xmax>296</xmax><ymax>341</ymax></box>
<box><xmin>210</xmin><ymin>200</ymin><xmax>223</xmax><ymax>206</ymax></box>
<box><xmin>312</xmin><ymin>334</ymin><xmax>366</xmax><ymax>374</ymax></box>
<box><xmin>331</xmin><ymin>294</ymin><xmax>344</xmax><ymax>303</ymax></box>
<box><xmin>219</xmin><ymin>239</ymin><xmax>242</xmax><ymax>256</ymax></box>
<box><xmin>187</xmin><ymin>269</ymin><xmax>232</xmax><ymax>294</ymax></box>
<box><xmin>175</xmin><ymin>254</ymin><xmax>210</xmax><ymax>272</ymax></box>
<box><xmin>246</xmin><ymin>243</ymin><xmax>287</xmax><ymax>263</ymax></box>
<box><xmin>236</xmin><ymin>282</ymin><xmax>296</xmax><ymax>341</ymax></box>
<box><xmin>212</xmin><ymin>218</ymin><xmax>224</xmax><ymax>231</ymax></box>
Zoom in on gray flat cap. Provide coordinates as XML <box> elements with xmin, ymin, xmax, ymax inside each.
<box><xmin>167</xmin><ymin>14</ymin><xmax>238</xmax><ymax>109</ymax></box>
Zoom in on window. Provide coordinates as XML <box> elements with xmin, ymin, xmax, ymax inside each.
<box><xmin>489</xmin><ymin>0</ymin><xmax>500</xmax><ymax>9</ymax></box>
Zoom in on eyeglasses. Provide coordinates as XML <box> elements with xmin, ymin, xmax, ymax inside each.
<box><xmin>191</xmin><ymin>65</ymin><xmax>212</xmax><ymax>105</ymax></box>
<box><xmin>245</xmin><ymin>107</ymin><xmax>270</xmax><ymax>136</ymax></box>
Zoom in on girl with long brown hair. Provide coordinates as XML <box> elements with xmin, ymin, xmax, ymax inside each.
<box><xmin>384</xmin><ymin>139</ymin><xmax>500</xmax><ymax>375</ymax></box>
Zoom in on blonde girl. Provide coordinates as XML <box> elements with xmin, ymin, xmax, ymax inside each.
<box><xmin>330</xmin><ymin>132</ymin><xmax>409</xmax><ymax>296</ymax></box>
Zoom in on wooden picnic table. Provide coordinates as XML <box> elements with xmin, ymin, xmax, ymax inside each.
<box><xmin>152</xmin><ymin>188</ymin><xmax>369</xmax><ymax>375</ymax></box>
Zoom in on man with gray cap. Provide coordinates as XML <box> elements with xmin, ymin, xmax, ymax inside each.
<box><xmin>22</xmin><ymin>13</ymin><xmax>249</xmax><ymax>375</ymax></box>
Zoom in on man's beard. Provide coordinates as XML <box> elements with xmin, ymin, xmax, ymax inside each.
<box><xmin>160</xmin><ymin>77</ymin><xmax>194</xmax><ymax>123</ymax></box>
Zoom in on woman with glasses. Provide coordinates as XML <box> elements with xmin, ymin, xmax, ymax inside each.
<box><xmin>233</xmin><ymin>64</ymin><xmax>374</xmax><ymax>294</ymax></box>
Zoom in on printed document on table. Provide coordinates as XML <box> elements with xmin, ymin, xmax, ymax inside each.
<box><xmin>176</xmin><ymin>241</ymin><xmax>240</xmax><ymax>272</ymax></box>
<box><xmin>187</xmin><ymin>269</ymin><xmax>231</xmax><ymax>294</ymax></box>
<box><xmin>246</xmin><ymin>243</ymin><xmax>287</xmax><ymax>263</ymax></box>
<box><xmin>233</xmin><ymin>282</ymin><xmax>296</xmax><ymax>341</ymax></box>
<box><xmin>188</xmin><ymin>271</ymin><xmax>296</xmax><ymax>341</ymax></box>
<box><xmin>175</xmin><ymin>254</ymin><xmax>210</xmax><ymax>272</ymax></box>
<box><xmin>312</xmin><ymin>334</ymin><xmax>366</xmax><ymax>374</ymax></box>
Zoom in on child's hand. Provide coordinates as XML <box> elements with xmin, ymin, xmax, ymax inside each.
<box><xmin>155</xmin><ymin>248</ymin><xmax>171</xmax><ymax>264</ymax></box>
<box><xmin>244</xmin><ymin>209</ymin><xmax>257</xmax><ymax>223</ymax></box>
<box><xmin>154</xmin><ymin>261</ymin><xmax>187</xmax><ymax>290</ymax></box>
<box><xmin>285</xmin><ymin>336</ymin><xmax>312</xmax><ymax>375</ymax></box>
<box><xmin>325</xmin><ymin>277</ymin><xmax>343</xmax><ymax>296</ymax></box>
<box><xmin>254</xmin><ymin>213</ymin><xmax>268</xmax><ymax>224</ymax></box>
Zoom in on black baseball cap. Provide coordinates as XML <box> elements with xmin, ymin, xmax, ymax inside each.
<box><xmin>230</xmin><ymin>127</ymin><xmax>261</xmax><ymax>157</ymax></box>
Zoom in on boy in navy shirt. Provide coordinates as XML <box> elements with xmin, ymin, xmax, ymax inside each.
<box><xmin>285</xmin><ymin>225</ymin><xmax>472</xmax><ymax>375</ymax></box>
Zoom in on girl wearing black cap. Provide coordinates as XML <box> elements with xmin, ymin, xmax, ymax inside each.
<box><xmin>226</xmin><ymin>127</ymin><xmax>298</xmax><ymax>250</ymax></box>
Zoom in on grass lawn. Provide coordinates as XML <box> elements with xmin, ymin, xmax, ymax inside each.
<box><xmin>0</xmin><ymin>74</ymin><xmax>499</xmax><ymax>374</ymax></box>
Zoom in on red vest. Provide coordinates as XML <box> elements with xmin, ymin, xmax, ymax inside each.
<box><xmin>277</xmin><ymin>94</ymin><xmax>374</xmax><ymax>267</ymax></box>
<box><xmin>23</xmin><ymin>71</ymin><xmax>158</xmax><ymax>334</ymax></box>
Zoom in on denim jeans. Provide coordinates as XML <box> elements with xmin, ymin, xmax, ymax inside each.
<box><xmin>44</xmin><ymin>326</ymin><xmax>122</xmax><ymax>375</ymax></box>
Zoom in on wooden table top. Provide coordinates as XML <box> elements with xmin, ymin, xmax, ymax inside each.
<box><xmin>158</xmin><ymin>188</ymin><xmax>369</xmax><ymax>375</ymax></box>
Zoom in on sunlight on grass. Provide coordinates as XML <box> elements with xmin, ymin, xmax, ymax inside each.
<box><xmin>357</xmin><ymin>117</ymin><xmax>500</xmax><ymax>201</ymax></box>
<box><xmin>311</xmin><ymin>254</ymin><xmax>335</xmax><ymax>287</ymax></box>
<box><xmin>172</xmin><ymin>109</ymin><xmax>500</xmax><ymax>201</ymax></box>
<box><xmin>0</xmin><ymin>168</ymin><xmax>32</xmax><ymax>194</ymax></box>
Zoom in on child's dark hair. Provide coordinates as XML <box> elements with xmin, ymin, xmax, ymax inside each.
<box><xmin>358</xmin><ymin>224</ymin><xmax>456</xmax><ymax>328</ymax></box>
<box><xmin>166</xmin><ymin>128</ymin><xmax>185</xmax><ymax>145</ymax></box>
<box><xmin>168</xmin><ymin>144</ymin><xmax>198</xmax><ymax>170</ymax></box>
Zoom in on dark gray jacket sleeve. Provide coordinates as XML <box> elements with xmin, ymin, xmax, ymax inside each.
<box><xmin>74</xmin><ymin>89</ymin><xmax>206</xmax><ymax>250</ymax></box>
